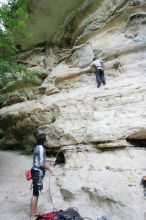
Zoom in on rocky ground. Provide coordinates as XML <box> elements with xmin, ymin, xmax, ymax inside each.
<box><xmin>1</xmin><ymin>148</ymin><xmax>146</xmax><ymax>220</ymax></box>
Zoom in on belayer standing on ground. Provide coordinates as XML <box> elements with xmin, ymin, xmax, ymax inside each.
<box><xmin>90</xmin><ymin>57</ymin><xmax>106</xmax><ymax>88</ymax></box>
<box><xmin>30</xmin><ymin>133</ymin><xmax>52</xmax><ymax>220</ymax></box>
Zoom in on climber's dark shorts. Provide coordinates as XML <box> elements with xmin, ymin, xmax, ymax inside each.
<box><xmin>31</xmin><ymin>169</ymin><xmax>43</xmax><ymax>197</ymax></box>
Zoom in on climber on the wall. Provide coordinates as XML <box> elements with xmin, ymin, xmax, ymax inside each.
<box><xmin>90</xmin><ymin>56</ymin><xmax>106</xmax><ymax>88</ymax></box>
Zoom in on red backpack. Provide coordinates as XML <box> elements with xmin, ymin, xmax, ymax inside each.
<box><xmin>37</xmin><ymin>212</ymin><xmax>57</xmax><ymax>220</ymax></box>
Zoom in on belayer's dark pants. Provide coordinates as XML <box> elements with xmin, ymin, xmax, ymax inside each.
<box><xmin>95</xmin><ymin>69</ymin><xmax>106</xmax><ymax>87</ymax></box>
<box><xmin>31</xmin><ymin>169</ymin><xmax>44</xmax><ymax>197</ymax></box>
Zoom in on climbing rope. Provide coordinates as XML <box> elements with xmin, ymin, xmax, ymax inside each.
<box><xmin>47</xmin><ymin>146</ymin><xmax>63</xmax><ymax>211</ymax></box>
<box><xmin>48</xmin><ymin>171</ymin><xmax>58</xmax><ymax>211</ymax></box>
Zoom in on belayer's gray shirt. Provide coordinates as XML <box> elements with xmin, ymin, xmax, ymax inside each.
<box><xmin>32</xmin><ymin>145</ymin><xmax>46</xmax><ymax>170</ymax></box>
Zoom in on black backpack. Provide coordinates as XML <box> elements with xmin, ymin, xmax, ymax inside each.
<box><xmin>57</xmin><ymin>208</ymin><xmax>83</xmax><ymax>220</ymax></box>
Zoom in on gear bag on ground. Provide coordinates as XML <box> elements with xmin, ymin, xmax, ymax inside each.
<box><xmin>36</xmin><ymin>208</ymin><xmax>83</xmax><ymax>220</ymax></box>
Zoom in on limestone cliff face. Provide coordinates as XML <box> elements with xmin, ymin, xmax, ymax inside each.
<box><xmin>0</xmin><ymin>0</ymin><xmax>146</xmax><ymax>219</ymax></box>
<box><xmin>1</xmin><ymin>0</ymin><xmax>146</xmax><ymax>149</ymax></box>
<box><xmin>14</xmin><ymin>0</ymin><xmax>93</xmax><ymax>49</ymax></box>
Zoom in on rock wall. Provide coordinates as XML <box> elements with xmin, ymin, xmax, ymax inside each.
<box><xmin>14</xmin><ymin>0</ymin><xmax>93</xmax><ymax>49</ymax></box>
<box><xmin>0</xmin><ymin>0</ymin><xmax>146</xmax><ymax>219</ymax></box>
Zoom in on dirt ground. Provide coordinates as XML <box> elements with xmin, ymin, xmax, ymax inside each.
<box><xmin>0</xmin><ymin>150</ymin><xmax>56</xmax><ymax>220</ymax></box>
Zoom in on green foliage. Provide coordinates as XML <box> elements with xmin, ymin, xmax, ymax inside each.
<box><xmin>17</xmin><ymin>89</ymin><xmax>27</xmax><ymax>95</ymax></box>
<box><xmin>0</xmin><ymin>93</ymin><xmax>8</xmax><ymax>107</ymax></box>
<box><xmin>0</xmin><ymin>59</ymin><xmax>41</xmax><ymax>92</ymax></box>
<box><xmin>0</xmin><ymin>128</ymin><xmax>5</xmax><ymax>139</ymax></box>
<box><xmin>0</xmin><ymin>30</ymin><xmax>16</xmax><ymax>59</ymax></box>
<box><xmin>0</xmin><ymin>1</ymin><xmax>39</xmax><ymax>95</ymax></box>
<box><xmin>0</xmin><ymin>0</ymin><xmax>29</xmax><ymax>59</ymax></box>
<box><xmin>21</xmin><ymin>143</ymin><xmax>34</xmax><ymax>155</ymax></box>
<box><xmin>0</xmin><ymin>0</ymin><xmax>29</xmax><ymax>30</ymax></box>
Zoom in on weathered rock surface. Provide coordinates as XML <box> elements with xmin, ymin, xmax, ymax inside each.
<box><xmin>0</xmin><ymin>0</ymin><xmax>146</xmax><ymax>219</ymax></box>
<box><xmin>15</xmin><ymin>0</ymin><xmax>93</xmax><ymax>49</ymax></box>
